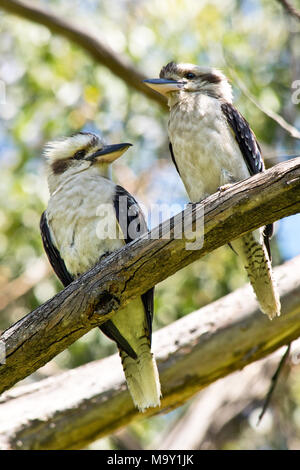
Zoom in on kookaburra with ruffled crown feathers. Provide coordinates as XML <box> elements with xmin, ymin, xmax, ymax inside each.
<box><xmin>40</xmin><ymin>132</ymin><xmax>161</xmax><ymax>411</ymax></box>
<box><xmin>144</xmin><ymin>62</ymin><xmax>280</xmax><ymax>319</ymax></box>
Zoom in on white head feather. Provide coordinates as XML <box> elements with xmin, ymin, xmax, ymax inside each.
<box><xmin>158</xmin><ymin>62</ymin><xmax>233</xmax><ymax>103</ymax></box>
<box><xmin>43</xmin><ymin>132</ymin><xmax>103</xmax><ymax>162</ymax></box>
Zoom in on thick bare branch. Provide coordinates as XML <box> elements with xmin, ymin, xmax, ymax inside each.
<box><xmin>156</xmin><ymin>352</ymin><xmax>285</xmax><ymax>450</ymax></box>
<box><xmin>0</xmin><ymin>0</ymin><xmax>167</xmax><ymax>109</ymax></box>
<box><xmin>0</xmin><ymin>256</ymin><xmax>300</xmax><ymax>450</ymax></box>
<box><xmin>0</xmin><ymin>157</ymin><xmax>300</xmax><ymax>397</ymax></box>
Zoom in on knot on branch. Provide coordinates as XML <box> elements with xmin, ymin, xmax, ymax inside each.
<box><xmin>94</xmin><ymin>291</ymin><xmax>120</xmax><ymax>317</ymax></box>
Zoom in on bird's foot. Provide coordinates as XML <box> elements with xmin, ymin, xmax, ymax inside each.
<box><xmin>217</xmin><ymin>183</ymin><xmax>233</xmax><ymax>194</ymax></box>
<box><xmin>219</xmin><ymin>169</ymin><xmax>236</xmax><ymax>194</ymax></box>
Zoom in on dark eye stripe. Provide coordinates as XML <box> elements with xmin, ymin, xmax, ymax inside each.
<box><xmin>200</xmin><ymin>73</ymin><xmax>222</xmax><ymax>84</ymax></box>
<box><xmin>51</xmin><ymin>158</ymin><xmax>69</xmax><ymax>175</ymax></box>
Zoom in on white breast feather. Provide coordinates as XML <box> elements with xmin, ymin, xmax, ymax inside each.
<box><xmin>168</xmin><ymin>94</ymin><xmax>250</xmax><ymax>202</ymax></box>
<box><xmin>46</xmin><ymin>170</ymin><xmax>124</xmax><ymax>276</ymax></box>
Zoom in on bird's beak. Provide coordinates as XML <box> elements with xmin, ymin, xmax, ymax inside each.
<box><xmin>143</xmin><ymin>78</ymin><xmax>184</xmax><ymax>96</ymax></box>
<box><xmin>88</xmin><ymin>143</ymin><xmax>132</xmax><ymax>163</ymax></box>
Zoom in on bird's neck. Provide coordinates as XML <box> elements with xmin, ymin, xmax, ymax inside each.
<box><xmin>167</xmin><ymin>90</ymin><xmax>184</xmax><ymax>108</ymax></box>
<box><xmin>96</xmin><ymin>163</ymin><xmax>112</xmax><ymax>179</ymax></box>
<box><xmin>167</xmin><ymin>88</ymin><xmax>232</xmax><ymax>110</ymax></box>
<box><xmin>167</xmin><ymin>90</ymin><xmax>206</xmax><ymax>110</ymax></box>
<box><xmin>47</xmin><ymin>164</ymin><xmax>112</xmax><ymax>196</ymax></box>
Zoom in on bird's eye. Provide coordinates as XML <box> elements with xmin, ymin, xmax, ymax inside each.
<box><xmin>184</xmin><ymin>72</ymin><xmax>196</xmax><ymax>80</ymax></box>
<box><xmin>73</xmin><ymin>149</ymin><xmax>86</xmax><ymax>160</ymax></box>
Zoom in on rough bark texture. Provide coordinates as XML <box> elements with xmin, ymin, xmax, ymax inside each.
<box><xmin>0</xmin><ymin>157</ymin><xmax>300</xmax><ymax>398</ymax></box>
<box><xmin>157</xmin><ymin>353</ymin><xmax>285</xmax><ymax>450</ymax></box>
<box><xmin>0</xmin><ymin>255</ymin><xmax>300</xmax><ymax>450</ymax></box>
<box><xmin>0</xmin><ymin>0</ymin><xmax>167</xmax><ymax>109</ymax></box>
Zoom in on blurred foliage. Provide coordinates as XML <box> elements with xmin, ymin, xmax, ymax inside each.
<box><xmin>0</xmin><ymin>0</ymin><xmax>300</xmax><ymax>450</ymax></box>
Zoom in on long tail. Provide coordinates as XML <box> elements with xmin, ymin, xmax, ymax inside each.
<box><xmin>231</xmin><ymin>230</ymin><xmax>281</xmax><ymax>319</ymax></box>
<box><xmin>120</xmin><ymin>340</ymin><xmax>161</xmax><ymax>412</ymax></box>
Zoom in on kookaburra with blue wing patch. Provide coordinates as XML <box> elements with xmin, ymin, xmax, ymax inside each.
<box><xmin>40</xmin><ymin>132</ymin><xmax>161</xmax><ymax>411</ymax></box>
<box><xmin>144</xmin><ymin>62</ymin><xmax>280</xmax><ymax>319</ymax></box>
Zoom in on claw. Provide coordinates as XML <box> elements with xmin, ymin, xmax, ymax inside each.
<box><xmin>218</xmin><ymin>183</ymin><xmax>233</xmax><ymax>194</ymax></box>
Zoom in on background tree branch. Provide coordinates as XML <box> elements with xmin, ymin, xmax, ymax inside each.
<box><xmin>277</xmin><ymin>0</ymin><xmax>300</xmax><ymax>22</ymax></box>
<box><xmin>0</xmin><ymin>255</ymin><xmax>300</xmax><ymax>450</ymax></box>
<box><xmin>0</xmin><ymin>258</ymin><xmax>50</xmax><ymax>311</ymax></box>
<box><xmin>0</xmin><ymin>157</ymin><xmax>300</xmax><ymax>398</ymax></box>
<box><xmin>224</xmin><ymin>62</ymin><xmax>300</xmax><ymax>140</ymax></box>
<box><xmin>0</xmin><ymin>0</ymin><xmax>299</xmax><ymax>452</ymax></box>
<box><xmin>156</xmin><ymin>351</ymin><xmax>288</xmax><ymax>450</ymax></box>
<box><xmin>1</xmin><ymin>0</ymin><xmax>299</xmax><ymax>142</ymax></box>
<box><xmin>0</xmin><ymin>0</ymin><xmax>167</xmax><ymax>109</ymax></box>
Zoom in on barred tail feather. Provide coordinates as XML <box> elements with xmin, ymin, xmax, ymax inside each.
<box><xmin>232</xmin><ymin>231</ymin><xmax>281</xmax><ymax>319</ymax></box>
<box><xmin>120</xmin><ymin>342</ymin><xmax>161</xmax><ymax>412</ymax></box>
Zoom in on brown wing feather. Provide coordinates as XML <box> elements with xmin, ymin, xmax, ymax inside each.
<box><xmin>113</xmin><ymin>185</ymin><xmax>154</xmax><ymax>341</ymax></box>
<box><xmin>221</xmin><ymin>102</ymin><xmax>273</xmax><ymax>258</ymax></box>
<box><xmin>40</xmin><ymin>211</ymin><xmax>73</xmax><ymax>287</ymax></box>
<box><xmin>41</xmin><ymin>211</ymin><xmax>138</xmax><ymax>358</ymax></box>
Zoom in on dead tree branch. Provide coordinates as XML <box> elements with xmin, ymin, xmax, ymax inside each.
<box><xmin>0</xmin><ymin>157</ymin><xmax>300</xmax><ymax>398</ymax></box>
<box><xmin>0</xmin><ymin>0</ymin><xmax>167</xmax><ymax>109</ymax></box>
<box><xmin>156</xmin><ymin>352</ymin><xmax>285</xmax><ymax>450</ymax></box>
<box><xmin>1</xmin><ymin>0</ymin><xmax>299</xmax><ymax>142</ymax></box>
<box><xmin>1</xmin><ymin>255</ymin><xmax>300</xmax><ymax>449</ymax></box>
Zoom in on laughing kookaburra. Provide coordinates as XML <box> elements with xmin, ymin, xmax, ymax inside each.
<box><xmin>144</xmin><ymin>62</ymin><xmax>280</xmax><ymax>319</ymax></box>
<box><xmin>40</xmin><ymin>132</ymin><xmax>161</xmax><ymax>411</ymax></box>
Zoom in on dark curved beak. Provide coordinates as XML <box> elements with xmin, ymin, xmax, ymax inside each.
<box><xmin>143</xmin><ymin>78</ymin><xmax>184</xmax><ymax>96</ymax></box>
<box><xmin>87</xmin><ymin>143</ymin><xmax>132</xmax><ymax>163</ymax></box>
